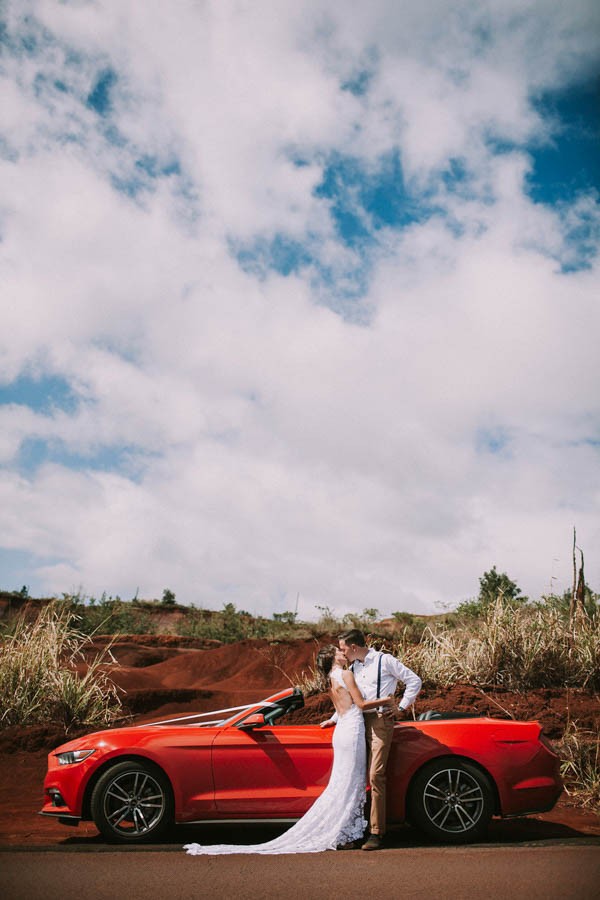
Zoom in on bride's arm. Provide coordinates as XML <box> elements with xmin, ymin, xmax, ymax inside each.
<box><xmin>320</xmin><ymin>706</ymin><xmax>338</xmax><ymax>728</ymax></box>
<box><xmin>341</xmin><ymin>670</ymin><xmax>394</xmax><ymax>711</ymax></box>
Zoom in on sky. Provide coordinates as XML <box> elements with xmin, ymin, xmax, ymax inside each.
<box><xmin>0</xmin><ymin>1</ymin><xmax>599</xmax><ymax>619</ymax></box>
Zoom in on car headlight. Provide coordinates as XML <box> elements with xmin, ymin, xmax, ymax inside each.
<box><xmin>56</xmin><ymin>749</ymin><xmax>96</xmax><ymax>766</ymax></box>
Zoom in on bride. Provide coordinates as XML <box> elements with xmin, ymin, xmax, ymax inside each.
<box><xmin>184</xmin><ymin>645</ymin><xmax>394</xmax><ymax>855</ymax></box>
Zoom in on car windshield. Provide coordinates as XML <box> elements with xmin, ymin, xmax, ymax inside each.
<box><xmin>237</xmin><ymin>691</ymin><xmax>305</xmax><ymax>727</ymax></box>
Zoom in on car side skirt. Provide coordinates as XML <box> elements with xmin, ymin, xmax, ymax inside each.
<box><xmin>184</xmin><ymin>817</ymin><xmax>301</xmax><ymax>824</ymax></box>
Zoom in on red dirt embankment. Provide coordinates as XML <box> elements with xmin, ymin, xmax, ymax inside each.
<box><xmin>85</xmin><ymin>636</ymin><xmax>322</xmax><ymax>719</ymax></box>
<box><xmin>81</xmin><ymin>635</ymin><xmax>599</xmax><ymax>735</ymax></box>
<box><xmin>3</xmin><ymin>636</ymin><xmax>599</xmax><ymax>846</ymax></box>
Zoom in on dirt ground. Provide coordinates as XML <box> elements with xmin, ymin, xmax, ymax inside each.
<box><xmin>5</xmin><ymin>635</ymin><xmax>599</xmax><ymax>846</ymax></box>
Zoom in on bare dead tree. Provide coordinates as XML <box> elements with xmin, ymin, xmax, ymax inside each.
<box><xmin>575</xmin><ymin>547</ymin><xmax>586</xmax><ymax>612</ymax></box>
<box><xmin>570</xmin><ymin>527</ymin><xmax>588</xmax><ymax>629</ymax></box>
<box><xmin>570</xmin><ymin>526</ymin><xmax>577</xmax><ymax>624</ymax></box>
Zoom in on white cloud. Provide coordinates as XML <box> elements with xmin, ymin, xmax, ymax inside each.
<box><xmin>0</xmin><ymin>2</ymin><xmax>598</xmax><ymax>615</ymax></box>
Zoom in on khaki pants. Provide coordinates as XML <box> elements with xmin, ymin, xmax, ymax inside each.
<box><xmin>364</xmin><ymin>712</ymin><xmax>395</xmax><ymax>836</ymax></box>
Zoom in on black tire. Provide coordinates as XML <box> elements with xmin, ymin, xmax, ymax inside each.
<box><xmin>408</xmin><ymin>758</ymin><xmax>494</xmax><ymax>844</ymax></box>
<box><xmin>90</xmin><ymin>760</ymin><xmax>173</xmax><ymax>844</ymax></box>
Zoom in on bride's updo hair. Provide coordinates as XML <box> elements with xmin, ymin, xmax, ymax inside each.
<box><xmin>316</xmin><ymin>645</ymin><xmax>337</xmax><ymax>692</ymax></box>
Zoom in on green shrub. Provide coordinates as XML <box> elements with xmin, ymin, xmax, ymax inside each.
<box><xmin>175</xmin><ymin>603</ymin><xmax>272</xmax><ymax>641</ymax></box>
<box><xmin>341</xmin><ymin>608</ymin><xmax>380</xmax><ymax>632</ymax></box>
<box><xmin>455</xmin><ymin>566</ymin><xmax>527</xmax><ymax>618</ymax></box>
<box><xmin>391</xmin><ymin>611</ymin><xmax>428</xmax><ymax>642</ymax></box>
<box><xmin>161</xmin><ymin>588</ymin><xmax>176</xmax><ymax>606</ymax></box>
<box><xmin>62</xmin><ymin>593</ymin><xmax>157</xmax><ymax>635</ymax></box>
<box><xmin>312</xmin><ymin>605</ymin><xmax>343</xmax><ymax>634</ymax></box>
<box><xmin>534</xmin><ymin>588</ymin><xmax>599</xmax><ymax>621</ymax></box>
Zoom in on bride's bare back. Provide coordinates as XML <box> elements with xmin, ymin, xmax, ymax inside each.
<box><xmin>329</xmin><ymin>664</ymin><xmax>395</xmax><ymax>718</ymax></box>
<box><xmin>330</xmin><ymin>668</ymin><xmax>354</xmax><ymax>716</ymax></box>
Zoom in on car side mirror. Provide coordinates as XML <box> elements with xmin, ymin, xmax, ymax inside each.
<box><xmin>238</xmin><ymin>713</ymin><xmax>267</xmax><ymax>730</ymax></box>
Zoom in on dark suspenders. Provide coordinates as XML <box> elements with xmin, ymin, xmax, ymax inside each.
<box><xmin>351</xmin><ymin>652</ymin><xmax>383</xmax><ymax>696</ymax></box>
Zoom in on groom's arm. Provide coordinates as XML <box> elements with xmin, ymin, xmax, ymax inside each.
<box><xmin>384</xmin><ymin>656</ymin><xmax>422</xmax><ymax>716</ymax></box>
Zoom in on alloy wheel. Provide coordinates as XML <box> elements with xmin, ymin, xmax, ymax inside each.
<box><xmin>421</xmin><ymin>766</ymin><xmax>485</xmax><ymax>834</ymax></box>
<box><xmin>102</xmin><ymin>769</ymin><xmax>166</xmax><ymax>837</ymax></box>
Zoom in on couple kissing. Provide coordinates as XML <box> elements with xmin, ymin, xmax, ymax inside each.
<box><xmin>318</xmin><ymin>629</ymin><xmax>422</xmax><ymax>850</ymax></box>
<box><xmin>184</xmin><ymin>628</ymin><xmax>421</xmax><ymax>856</ymax></box>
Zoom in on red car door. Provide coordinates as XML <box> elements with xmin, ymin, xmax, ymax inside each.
<box><xmin>212</xmin><ymin>724</ymin><xmax>333</xmax><ymax>816</ymax></box>
<box><xmin>148</xmin><ymin>726</ymin><xmax>217</xmax><ymax>821</ymax></box>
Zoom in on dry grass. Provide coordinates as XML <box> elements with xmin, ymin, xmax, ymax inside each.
<box><xmin>282</xmin><ymin>598</ymin><xmax>599</xmax><ymax>701</ymax></box>
<box><xmin>401</xmin><ymin>599</ymin><xmax>599</xmax><ymax>690</ymax></box>
<box><xmin>290</xmin><ymin>664</ymin><xmax>323</xmax><ymax>696</ymax></box>
<box><xmin>0</xmin><ymin>601</ymin><xmax>122</xmax><ymax>730</ymax></box>
<box><xmin>558</xmin><ymin>723</ymin><xmax>600</xmax><ymax>812</ymax></box>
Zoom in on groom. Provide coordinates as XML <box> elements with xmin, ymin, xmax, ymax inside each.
<box><xmin>339</xmin><ymin>628</ymin><xmax>422</xmax><ymax>851</ymax></box>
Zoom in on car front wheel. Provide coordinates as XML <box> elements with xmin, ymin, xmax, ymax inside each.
<box><xmin>90</xmin><ymin>761</ymin><xmax>173</xmax><ymax>843</ymax></box>
<box><xmin>408</xmin><ymin>759</ymin><xmax>494</xmax><ymax>844</ymax></box>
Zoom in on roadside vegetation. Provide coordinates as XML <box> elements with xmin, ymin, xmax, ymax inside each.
<box><xmin>1</xmin><ymin>560</ymin><xmax>598</xmax><ymax>809</ymax></box>
<box><xmin>62</xmin><ymin>593</ymin><xmax>159</xmax><ymax>636</ymax></box>
<box><xmin>287</xmin><ymin>596</ymin><xmax>599</xmax><ymax>693</ymax></box>
<box><xmin>0</xmin><ymin>601</ymin><xmax>121</xmax><ymax>730</ymax></box>
<box><xmin>2</xmin><ymin>569</ymin><xmax>598</xmax><ymax>693</ymax></box>
<box><xmin>558</xmin><ymin>723</ymin><xmax>600</xmax><ymax>811</ymax></box>
<box><xmin>402</xmin><ymin>599</ymin><xmax>599</xmax><ymax>690</ymax></box>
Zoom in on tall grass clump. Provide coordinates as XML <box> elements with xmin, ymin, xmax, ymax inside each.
<box><xmin>558</xmin><ymin>723</ymin><xmax>600</xmax><ymax>812</ymax></box>
<box><xmin>405</xmin><ymin>599</ymin><xmax>600</xmax><ymax>690</ymax></box>
<box><xmin>0</xmin><ymin>602</ymin><xmax>121</xmax><ymax>730</ymax></box>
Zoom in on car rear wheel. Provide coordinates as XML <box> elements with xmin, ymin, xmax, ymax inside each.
<box><xmin>408</xmin><ymin>759</ymin><xmax>493</xmax><ymax>844</ymax></box>
<box><xmin>90</xmin><ymin>761</ymin><xmax>173</xmax><ymax>843</ymax></box>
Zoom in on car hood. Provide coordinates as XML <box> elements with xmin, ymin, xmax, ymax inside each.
<box><xmin>51</xmin><ymin>723</ymin><xmax>176</xmax><ymax>755</ymax></box>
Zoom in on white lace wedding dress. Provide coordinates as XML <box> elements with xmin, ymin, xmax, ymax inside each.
<box><xmin>184</xmin><ymin>668</ymin><xmax>367</xmax><ymax>855</ymax></box>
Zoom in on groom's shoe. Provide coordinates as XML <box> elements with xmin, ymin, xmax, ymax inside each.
<box><xmin>361</xmin><ymin>834</ymin><xmax>383</xmax><ymax>851</ymax></box>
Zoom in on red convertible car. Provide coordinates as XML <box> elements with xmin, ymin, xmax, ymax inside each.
<box><xmin>40</xmin><ymin>687</ymin><xmax>562</xmax><ymax>845</ymax></box>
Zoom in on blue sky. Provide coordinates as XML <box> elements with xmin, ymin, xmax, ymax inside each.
<box><xmin>529</xmin><ymin>78</ymin><xmax>600</xmax><ymax>205</ymax></box>
<box><xmin>0</xmin><ymin>1</ymin><xmax>599</xmax><ymax>616</ymax></box>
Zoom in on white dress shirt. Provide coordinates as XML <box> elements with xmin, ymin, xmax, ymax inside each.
<box><xmin>327</xmin><ymin>649</ymin><xmax>422</xmax><ymax>724</ymax></box>
<box><xmin>352</xmin><ymin>648</ymin><xmax>422</xmax><ymax>711</ymax></box>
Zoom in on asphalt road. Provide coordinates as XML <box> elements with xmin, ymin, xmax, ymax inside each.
<box><xmin>1</xmin><ymin>842</ymin><xmax>599</xmax><ymax>900</ymax></box>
